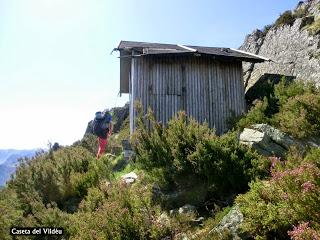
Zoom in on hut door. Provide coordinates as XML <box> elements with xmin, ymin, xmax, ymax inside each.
<box><xmin>164</xmin><ymin>62</ymin><xmax>184</xmax><ymax>122</ymax></box>
<box><xmin>150</xmin><ymin>61</ymin><xmax>184</xmax><ymax>124</ymax></box>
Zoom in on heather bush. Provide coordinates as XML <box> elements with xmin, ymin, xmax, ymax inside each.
<box><xmin>288</xmin><ymin>222</ymin><xmax>320</xmax><ymax>240</ymax></box>
<box><xmin>188</xmin><ymin>131</ymin><xmax>270</xmax><ymax>197</ymax></box>
<box><xmin>236</xmin><ymin>153</ymin><xmax>320</xmax><ymax>239</ymax></box>
<box><xmin>69</xmin><ymin>183</ymin><xmax>180</xmax><ymax>240</ymax></box>
<box><xmin>19</xmin><ymin>201</ymin><xmax>70</xmax><ymax>240</ymax></box>
<box><xmin>8</xmin><ymin>145</ymin><xmax>112</xmax><ymax>213</ymax></box>
<box><xmin>0</xmin><ymin>188</ymin><xmax>23</xmax><ymax>240</ymax></box>
<box><xmin>133</xmin><ymin>103</ymin><xmax>270</xmax><ymax>199</ymax></box>
<box><xmin>303</xmin><ymin>148</ymin><xmax>320</xmax><ymax>167</ymax></box>
<box><xmin>273</xmin><ymin>80</ymin><xmax>320</xmax><ymax>138</ymax></box>
<box><xmin>165</xmin><ymin>111</ymin><xmax>213</xmax><ymax>176</ymax></box>
<box><xmin>74</xmin><ymin>133</ymin><xmax>98</xmax><ymax>156</ymax></box>
<box><xmin>235</xmin><ymin>98</ymin><xmax>271</xmax><ymax>130</ymax></box>
<box><xmin>108</xmin><ymin>116</ymin><xmax>130</xmax><ymax>154</ymax></box>
<box><xmin>274</xmin><ymin>79</ymin><xmax>317</xmax><ymax>106</ymax></box>
<box><xmin>236</xmin><ymin>79</ymin><xmax>320</xmax><ymax>139</ymax></box>
<box><xmin>274</xmin><ymin>92</ymin><xmax>320</xmax><ymax>138</ymax></box>
<box><xmin>0</xmin><ymin>193</ymin><xmax>70</xmax><ymax>240</ymax></box>
<box><xmin>78</xmin><ymin>187</ymin><xmax>106</xmax><ymax>212</ymax></box>
<box><xmin>70</xmin><ymin>154</ymin><xmax>113</xmax><ymax>198</ymax></box>
<box><xmin>133</xmin><ymin>104</ymin><xmax>213</xmax><ymax>181</ymax></box>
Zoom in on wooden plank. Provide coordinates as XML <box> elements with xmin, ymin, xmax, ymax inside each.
<box><xmin>205</xmin><ymin>58</ymin><xmax>210</xmax><ymax>125</ymax></box>
<box><xmin>214</xmin><ymin>61</ymin><xmax>219</xmax><ymax>133</ymax></box>
<box><xmin>181</xmin><ymin>64</ymin><xmax>186</xmax><ymax>112</ymax></box>
<box><xmin>239</xmin><ymin>62</ymin><xmax>246</xmax><ymax>114</ymax></box>
<box><xmin>218</xmin><ymin>62</ymin><xmax>224</xmax><ymax>134</ymax></box>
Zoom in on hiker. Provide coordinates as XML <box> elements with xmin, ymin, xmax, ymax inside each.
<box><xmin>92</xmin><ymin>109</ymin><xmax>113</xmax><ymax>158</ymax></box>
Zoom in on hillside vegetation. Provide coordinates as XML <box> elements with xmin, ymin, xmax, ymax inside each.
<box><xmin>0</xmin><ymin>79</ymin><xmax>320</xmax><ymax>240</ymax></box>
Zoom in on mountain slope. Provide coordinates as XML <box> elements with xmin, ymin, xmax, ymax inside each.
<box><xmin>241</xmin><ymin>0</ymin><xmax>320</xmax><ymax>90</ymax></box>
<box><xmin>0</xmin><ymin>149</ymin><xmax>38</xmax><ymax>186</ymax></box>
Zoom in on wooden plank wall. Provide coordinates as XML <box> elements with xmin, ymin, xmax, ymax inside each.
<box><xmin>129</xmin><ymin>55</ymin><xmax>246</xmax><ymax>134</ymax></box>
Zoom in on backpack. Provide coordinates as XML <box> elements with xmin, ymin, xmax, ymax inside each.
<box><xmin>92</xmin><ymin>111</ymin><xmax>112</xmax><ymax>139</ymax></box>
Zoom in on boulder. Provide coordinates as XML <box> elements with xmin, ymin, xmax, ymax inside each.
<box><xmin>239</xmin><ymin>124</ymin><xmax>302</xmax><ymax>157</ymax></box>
<box><xmin>169</xmin><ymin>204</ymin><xmax>197</xmax><ymax>216</ymax></box>
<box><xmin>190</xmin><ymin>216</ymin><xmax>205</xmax><ymax>226</ymax></box>
<box><xmin>178</xmin><ymin>204</ymin><xmax>197</xmax><ymax>215</ymax></box>
<box><xmin>209</xmin><ymin>206</ymin><xmax>245</xmax><ymax>240</ymax></box>
<box><xmin>252</xmin><ymin>124</ymin><xmax>297</xmax><ymax>149</ymax></box>
<box><xmin>121</xmin><ymin>171</ymin><xmax>138</xmax><ymax>184</ymax></box>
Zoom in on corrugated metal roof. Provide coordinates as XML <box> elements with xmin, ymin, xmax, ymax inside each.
<box><xmin>116</xmin><ymin>40</ymin><xmax>268</xmax><ymax>63</ymax></box>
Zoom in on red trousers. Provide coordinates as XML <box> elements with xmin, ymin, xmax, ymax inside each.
<box><xmin>97</xmin><ymin>137</ymin><xmax>108</xmax><ymax>158</ymax></box>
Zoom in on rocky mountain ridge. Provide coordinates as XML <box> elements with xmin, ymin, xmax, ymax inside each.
<box><xmin>241</xmin><ymin>0</ymin><xmax>320</xmax><ymax>90</ymax></box>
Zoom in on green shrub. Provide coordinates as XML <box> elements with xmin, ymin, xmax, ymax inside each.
<box><xmin>69</xmin><ymin>183</ymin><xmax>175</xmax><ymax>240</ymax></box>
<box><xmin>74</xmin><ymin>133</ymin><xmax>98</xmax><ymax>156</ymax></box>
<box><xmin>273</xmin><ymin>79</ymin><xmax>320</xmax><ymax>139</ymax></box>
<box><xmin>293</xmin><ymin>6</ymin><xmax>308</xmax><ymax>19</ymax></box>
<box><xmin>236</xmin><ymin>154</ymin><xmax>320</xmax><ymax>239</ymax></box>
<box><xmin>8</xmin><ymin>145</ymin><xmax>112</xmax><ymax>213</ymax></box>
<box><xmin>188</xmin><ymin>132</ymin><xmax>270</xmax><ymax>197</ymax></box>
<box><xmin>275</xmin><ymin>10</ymin><xmax>296</xmax><ymax>27</ymax></box>
<box><xmin>238</xmin><ymin>79</ymin><xmax>320</xmax><ymax>139</ymax></box>
<box><xmin>261</xmin><ymin>24</ymin><xmax>273</xmax><ymax>36</ymax></box>
<box><xmin>165</xmin><ymin>111</ymin><xmax>212</xmax><ymax>176</ymax></box>
<box><xmin>235</xmin><ymin>99</ymin><xmax>271</xmax><ymax>130</ymax></box>
<box><xmin>133</xmin><ymin>103</ymin><xmax>270</xmax><ymax>199</ymax></box>
<box><xmin>273</xmin><ymin>79</ymin><xmax>316</xmax><ymax>107</ymax></box>
<box><xmin>303</xmin><ymin>148</ymin><xmax>320</xmax><ymax>167</ymax></box>
<box><xmin>78</xmin><ymin>187</ymin><xmax>106</xmax><ymax>212</ymax></box>
<box><xmin>307</xmin><ymin>18</ymin><xmax>320</xmax><ymax>35</ymax></box>
<box><xmin>274</xmin><ymin>92</ymin><xmax>320</xmax><ymax>138</ymax></box>
<box><xmin>108</xmin><ymin>116</ymin><xmax>130</xmax><ymax>154</ymax></box>
<box><xmin>70</xmin><ymin>154</ymin><xmax>113</xmax><ymax>198</ymax></box>
<box><xmin>0</xmin><ymin>189</ymin><xmax>23</xmax><ymax>240</ymax></box>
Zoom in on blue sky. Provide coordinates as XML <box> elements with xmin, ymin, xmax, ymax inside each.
<box><xmin>0</xmin><ymin>0</ymin><xmax>298</xmax><ymax>149</ymax></box>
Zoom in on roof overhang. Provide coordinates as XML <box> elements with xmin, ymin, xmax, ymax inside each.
<box><xmin>116</xmin><ymin>41</ymin><xmax>271</xmax><ymax>94</ymax></box>
<box><xmin>115</xmin><ymin>40</ymin><xmax>270</xmax><ymax>63</ymax></box>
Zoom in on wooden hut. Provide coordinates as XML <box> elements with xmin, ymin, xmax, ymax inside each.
<box><xmin>115</xmin><ymin>41</ymin><xmax>268</xmax><ymax>134</ymax></box>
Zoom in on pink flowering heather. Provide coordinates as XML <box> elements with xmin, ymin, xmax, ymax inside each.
<box><xmin>271</xmin><ymin>163</ymin><xmax>319</xmax><ymax>182</ymax></box>
<box><xmin>301</xmin><ymin>181</ymin><xmax>316</xmax><ymax>193</ymax></box>
<box><xmin>288</xmin><ymin>222</ymin><xmax>320</xmax><ymax>240</ymax></box>
<box><xmin>269</xmin><ymin>156</ymin><xmax>281</xmax><ymax>167</ymax></box>
<box><xmin>282</xmin><ymin>192</ymin><xmax>289</xmax><ymax>200</ymax></box>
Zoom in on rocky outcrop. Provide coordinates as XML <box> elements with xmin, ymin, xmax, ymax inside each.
<box><xmin>239</xmin><ymin>124</ymin><xmax>302</xmax><ymax>157</ymax></box>
<box><xmin>241</xmin><ymin>0</ymin><xmax>320</xmax><ymax>90</ymax></box>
